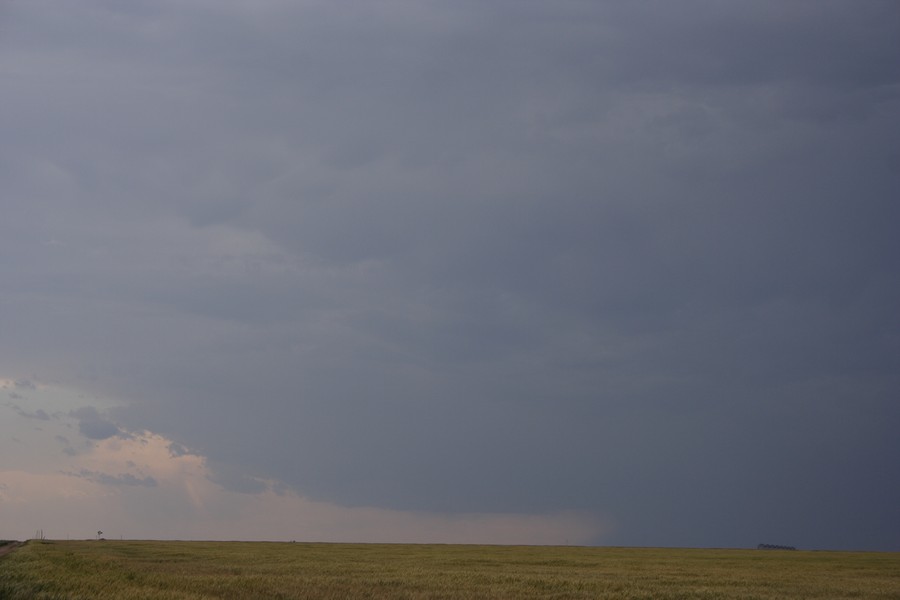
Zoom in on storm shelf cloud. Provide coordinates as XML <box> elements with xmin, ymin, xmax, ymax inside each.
<box><xmin>0</xmin><ymin>0</ymin><xmax>898</xmax><ymax>550</ymax></box>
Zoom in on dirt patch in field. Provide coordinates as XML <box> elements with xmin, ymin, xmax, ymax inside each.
<box><xmin>0</xmin><ymin>542</ymin><xmax>23</xmax><ymax>558</ymax></box>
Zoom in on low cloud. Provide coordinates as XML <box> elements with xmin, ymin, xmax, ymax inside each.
<box><xmin>8</xmin><ymin>404</ymin><xmax>51</xmax><ymax>421</ymax></box>
<box><xmin>70</xmin><ymin>406</ymin><xmax>122</xmax><ymax>440</ymax></box>
<box><xmin>167</xmin><ymin>442</ymin><xmax>190</xmax><ymax>457</ymax></box>
<box><xmin>55</xmin><ymin>435</ymin><xmax>77</xmax><ymax>456</ymax></box>
<box><xmin>207</xmin><ymin>460</ymin><xmax>269</xmax><ymax>494</ymax></box>
<box><xmin>65</xmin><ymin>468</ymin><xmax>158</xmax><ymax>488</ymax></box>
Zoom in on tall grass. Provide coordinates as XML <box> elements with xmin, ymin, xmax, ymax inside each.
<box><xmin>0</xmin><ymin>540</ymin><xmax>897</xmax><ymax>599</ymax></box>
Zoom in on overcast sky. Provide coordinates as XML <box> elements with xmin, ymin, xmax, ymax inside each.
<box><xmin>1</xmin><ymin>0</ymin><xmax>898</xmax><ymax>550</ymax></box>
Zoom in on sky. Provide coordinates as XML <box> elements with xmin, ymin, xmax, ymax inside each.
<box><xmin>1</xmin><ymin>0</ymin><xmax>898</xmax><ymax>550</ymax></box>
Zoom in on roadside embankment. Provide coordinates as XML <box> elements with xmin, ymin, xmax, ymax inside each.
<box><xmin>0</xmin><ymin>541</ymin><xmax>23</xmax><ymax>558</ymax></box>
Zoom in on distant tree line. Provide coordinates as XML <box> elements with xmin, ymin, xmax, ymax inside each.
<box><xmin>757</xmin><ymin>543</ymin><xmax>796</xmax><ymax>550</ymax></box>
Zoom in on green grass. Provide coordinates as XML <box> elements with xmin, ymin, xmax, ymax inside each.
<box><xmin>0</xmin><ymin>540</ymin><xmax>897</xmax><ymax>599</ymax></box>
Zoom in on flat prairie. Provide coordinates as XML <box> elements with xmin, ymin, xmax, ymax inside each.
<box><xmin>0</xmin><ymin>540</ymin><xmax>897</xmax><ymax>599</ymax></box>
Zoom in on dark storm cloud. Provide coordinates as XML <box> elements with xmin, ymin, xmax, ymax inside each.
<box><xmin>1</xmin><ymin>0</ymin><xmax>898</xmax><ymax>550</ymax></box>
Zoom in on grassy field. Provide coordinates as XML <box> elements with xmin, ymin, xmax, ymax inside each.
<box><xmin>0</xmin><ymin>540</ymin><xmax>897</xmax><ymax>599</ymax></box>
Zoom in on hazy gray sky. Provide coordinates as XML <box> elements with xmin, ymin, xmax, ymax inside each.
<box><xmin>1</xmin><ymin>0</ymin><xmax>898</xmax><ymax>550</ymax></box>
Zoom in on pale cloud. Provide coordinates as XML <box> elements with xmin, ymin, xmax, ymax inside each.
<box><xmin>0</xmin><ymin>377</ymin><xmax>609</xmax><ymax>544</ymax></box>
<box><xmin>0</xmin><ymin>429</ymin><xmax>608</xmax><ymax>544</ymax></box>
